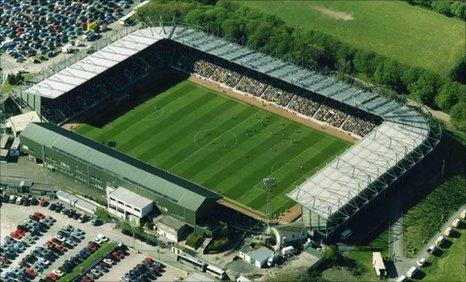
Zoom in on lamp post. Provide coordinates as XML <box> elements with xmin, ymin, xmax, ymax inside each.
<box><xmin>262</xmin><ymin>177</ymin><xmax>276</xmax><ymax>229</ymax></box>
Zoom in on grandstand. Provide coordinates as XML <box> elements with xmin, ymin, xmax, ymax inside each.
<box><xmin>17</xmin><ymin>26</ymin><xmax>441</xmax><ymax>237</ymax></box>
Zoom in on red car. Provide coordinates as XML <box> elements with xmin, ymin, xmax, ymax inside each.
<box><xmin>46</xmin><ymin>272</ymin><xmax>58</xmax><ymax>281</ymax></box>
<box><xmin>24</xmin><ymin>267</ymin><xmax>37</xmax><ymax>279</ymax></box>
<box><xmin>111</xmin><ymin>251</ymin><xmax>124</xmax><ymax>260</ymax></box>
<box><xmin>87</xmin><ymin>244</ymin><xmax>97</xmax><ymax>253</ymax></box>
<box><xmin>144</xmin><ymin>257</ymin><xmax>154</xmax><ymax>264</ymax></box>
<box><xmin>33</xmin><ymin>211</ymin><xmax>46</xmax><ymax>220</ymax></box>
<box><xmin>0</xmin><ymin>257</ymin><xmax>9</xmax><ymax>267</ymax></box>
<box><xmin>40</xmin><ymin>199</ymin><xmax>49</xmax><ymax>207</ymax></box>
<box><xmin>81</xmin><ymin>274</ymin><xmax>93</xmax><ymax>282</ymax></box>
<box><xmin>10</xmin><ymin>230</ymin><xmax>25</xmax><ymax>239</ymax></box>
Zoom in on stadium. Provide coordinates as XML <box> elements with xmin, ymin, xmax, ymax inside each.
<box><xmin>17</xmin><ymin>25</ymin><xmax>442</xmax><ymax>238</ymax></box>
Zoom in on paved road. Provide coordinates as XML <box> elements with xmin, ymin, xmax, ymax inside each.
<box><xmin>392</xmin><ymin>205</ymin><xmax>466</xmax><ymax>279</ymax></box>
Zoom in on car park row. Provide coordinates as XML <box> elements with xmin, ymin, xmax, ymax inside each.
<box><xmin>1</xmin><ymin>211</ymin><xmax>56</xmax><ymax>281</ymax></box>
<box><xmin>120</xmin><ymin>256</ymin><xmax>165</xmax><ymax>282</ymax></box>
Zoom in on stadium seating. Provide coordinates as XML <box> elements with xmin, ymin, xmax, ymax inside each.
<box><xmin>41</xmin><ymin>39</ymin><xmax>378</xmax><ymax>137</ymax></box>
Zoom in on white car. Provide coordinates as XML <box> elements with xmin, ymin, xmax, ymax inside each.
<box><xmin>103</xmin><ymin>258</ymin><xmax>114</xmax><ymax>266</ymax></box>
<box><xmin>396</xmin><ymin>275</ymin><xmax>407</xmax><ymax>282</ymax></box>
<box><xmin>38</xmin><ymin>257</ymin><xmax>50</xmax><ymax>265</ymax></box>
<box><xmin>93</xmin><ymin>237</ymin><xmax>103</xmax><ymax>245</ymax></box>
<box><xmin>427</xmin><ymin>244</ymin><xmax>437</xmax><ymax>254</ymax></box>
<box><xmin>54</xmin><ymin>235</ymin><xmax>65</xmax><ymax>242</ymax></box>
<box><xmin>416</xmin><ymin>257</ymin><xmax>426</xmax><ymax>267</ymax></box>
<box><xmin>97</xmin><ymin>234</ymin><xmax>109</xmax><ymax>242</ymax></box>
<box><xmin>52</xmin><ymin>269</ymin><xmax>64</xmax><ymax>277</ymax></box>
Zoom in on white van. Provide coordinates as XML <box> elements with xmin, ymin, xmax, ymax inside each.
<box><xmin>407</xmin><ymin>266</ymin><xmax>418</xmax><ymax>278</ymax></box>
<box><xmin>15</xmin><ymin>196</ymin><xmax>22</xmax><ymax>205</ymax></box>
<box><xmin>436</xmin><ymin>235</ymin><xmax>445</xmax><ymax>246</ymax></box>
<box><xmin>340</xmin><ymin>229</ymin><xmax>353</xmax><ymax>240</ymax></box>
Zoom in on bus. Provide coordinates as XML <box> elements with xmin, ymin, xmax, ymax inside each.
<box><xmin>177</xmin><ymin>253</ymin><xmax>207</xmax><ymax>272</ymax></box>
<box><xmin>206</xmin><ymin>264</ymin><xmax>227</xmax><ymax>280</ymax></box>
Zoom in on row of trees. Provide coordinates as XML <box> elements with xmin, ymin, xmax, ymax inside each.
<box><xmin>136</xmin><ymin>0</ymin><xmax>466</xmax><ymax>131</ymax></box>
<box><xmin>404</xmin><ymin>0</ymin><xmax>466</xmax><ymax>20</ymax></box>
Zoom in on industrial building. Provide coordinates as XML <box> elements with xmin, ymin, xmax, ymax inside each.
<box><xmin>155</xmin><ymin>215</ymin><xmax>190</xmax><ymax>242</ymax></box>
<box><xmin>239</xmin><ymin>246</ymin><xmax>274</xmax><ymax>269</ymax></box>
<box><xmin>19</xmin><ymin>122</ymin><xmax>219</xmax><ymax>231</ymax></box>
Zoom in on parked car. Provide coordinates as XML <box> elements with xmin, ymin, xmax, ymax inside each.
<box><xmin>39</xmin><ymin>199</ymin><xmax>49</xmax><ymax>207</ymax></box>
<box><xmin>416</xmin><ymin>257</ymin><xmax>426</xmax><ymax>267</ymax></box>
<box><xmin>427</xmin><ymin>244</ymin><xmax>437</xmax><ymax>254</ymax></box>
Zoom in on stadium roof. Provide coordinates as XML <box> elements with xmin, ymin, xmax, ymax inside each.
<box><xmin>25</xmin><ymin>29</ymin><xmax>166</xmax><ymax>99</ymax></box>
<box><xmin>20</xmin><ymin>122</ymin><xmax>219</xmax><ymax>212</ymax></box>
<box><xmin>109</xmin><ymin>187</ymin><xmax>153</xmax><ymax>209</ymax></box>
<box><xmin>23</xmin><ymin>26</ymin><xmax>441</xmax><ymax>229</ymax></box>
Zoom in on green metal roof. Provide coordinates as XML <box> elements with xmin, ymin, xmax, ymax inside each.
<box><xmin>20</xmin><ymin>123</ymin><xmax>219</xmax><ymax>212</ymax></box>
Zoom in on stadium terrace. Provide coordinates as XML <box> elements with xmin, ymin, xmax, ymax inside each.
<box><xmin>19</xmin><ymin>26</ymin><xmax>441</xmax><ymax>237</ymax></box>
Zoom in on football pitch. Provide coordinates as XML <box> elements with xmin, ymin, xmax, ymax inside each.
<box><xmin>75</xmin><ymin>80</ymin><xmax>350</xmax><ymax>216</ymax></box>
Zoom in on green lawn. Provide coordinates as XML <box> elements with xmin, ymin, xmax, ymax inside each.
<box><xmin>75</xmin><ymin>80</ymin><xmax>349</xmax><ymax>216</ymax></box>
<box><xmin>58</xmin><ymin>241</ymin><xmax>117</xmax><ymax>282</ymax></box>
<box><xmin>239</xmin><ymin>0</ymin><xmax>465</xmax><ymax>75</ymax></box>
<box><xmin>422</xmin><ymin>229</ymin><xmax>466</xmax><ymax>282</ymax></box>
<box><xmin>403</xmin><ymin>133</ymin><xmax>466</xmax><ymax>257</ymax></box>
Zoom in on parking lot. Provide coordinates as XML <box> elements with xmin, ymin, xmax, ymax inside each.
<box><xmin>1</xmin><ymin>202</ymin><xmax>187</xmax><ymax>281</ymax></box>
<box><xmin>0</xmin><ymin>0</ymin><xmax>137</xmax><ymax>63</ymax></box>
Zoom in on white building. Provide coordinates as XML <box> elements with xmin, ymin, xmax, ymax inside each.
<box><xmin>372</xmin><ymin>252</ymin><xmax>386</xmax><ymax>278</ymax></box>
<box><xmin>239</xmin><ymin>246</ymin><xmax>274</xmax><ymax>269</ymax></box>
<box><xmin>6</xmin><ymin>111</ymin><xmax>41</xmax><ymax>137</ymax></box>
<box><xmin>106</xmin><ymin>187</ymin><xmax>153</xmax><ymax>225</ymax></box>
<box><xmin>270</xmin><ymin>223</ymin><xmax>308</xmax><ymax>250</ymax></box>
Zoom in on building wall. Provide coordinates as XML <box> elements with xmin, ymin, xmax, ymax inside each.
<box><xmin>20</xmin><ymin>136</ymin><xmax>204</xmax><ymax>227</ymax></box>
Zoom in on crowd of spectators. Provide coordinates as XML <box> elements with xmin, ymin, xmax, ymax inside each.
<box><xmin>262</xmin><ymin>85</ymin><xmax>295</xmax><ymax>106</ymax></box>
<box><xmin>169</xmin><ymin>46</ymin><xmax>378</xmax><ymax>137</ymax></box>
<box><xmin>236</xmin><ymin>74</ymin><xmax>268</xmax><ymax>97</ymax></box>
<box><xmin>341</xmin><ymin>115</ymin><xmax>376</xmax><ymax>136</ymax></box>
<box><xmin>287</xmin><ymin>94</ymin><xmax>321</xmax><ymax>117</ymax></box>
<box><xmin>0</xmin><ymin>0</ymin><xmax>135</xmax><ymax>63</ymax></box>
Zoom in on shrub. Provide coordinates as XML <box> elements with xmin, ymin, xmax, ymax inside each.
<box><xmin>186</xmin><ymin>233</ymin><xmax>203</xmax><ymax>249</ymax></box>
<box><xmin>94</xmin><ymin>208</ymin><xmax>111</xmax><ymax>222</ymax></box>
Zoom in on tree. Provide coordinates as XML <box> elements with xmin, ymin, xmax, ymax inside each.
<box><xmin>408</xmin><ymin>71</ymin><xmax>440</xmax><ymax>106</ymax></box>
<box><xmin>450</xmin><ymin>101</ymin><xmax>466</xmax><ymax>131</ymax></box>
<box><xmin>431</xmin><ymin>0</ymin><xmax>453</xmax><ymax>16</ymax></box>
<box><xmin>449</xmin><ymin>56</ymin><xmax>466</xmax><ymax>84</ymax></box>
<box><xmin>402</xmin><ymin>67</ymin><xmax>423</xmax><ymax>90</ymax></box>
<box><xmin>374</xmin><ymin>59</ymin><xmax>404</xmax><ymax>93</ymax></box>
<box><xmin>94</xmin><ymin>208</ymin><xmax>112</xmax><ymax>222</ymax></box>
<box><xmin>353</xmin><ymin>50</ymin><xmax>377</xmax><ymax>75</ymax></box>
<box><xmin>221</xmin><ymin>19</ymin><xmax>244</xmax><ymax>42</ymax></box>
<box><xmin>450</xmin><ymin>1</ymin><xmax>466</xmax><ymax>19</ymax></box>
<box><xmin>435</xmin><ymin>82</ymin><xmax>463</xmax><ymax>112</ymax></box>
<box><xmin>246</xmin><ymin>21</ymin><xmax>274</xmax><ymax>49</ymax></box>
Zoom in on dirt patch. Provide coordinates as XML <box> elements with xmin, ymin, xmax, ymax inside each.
<box><xmin>313</xmin><ymin>6</ymin><xmax>354</xmax><ymax>21</ymax></box>
<box><xmin>277</xmin><ymin>204</ymin><xmax>302</xmax><ymax>223</ymax></box>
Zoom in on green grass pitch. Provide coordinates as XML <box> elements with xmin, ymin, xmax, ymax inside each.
<box><xmin>75</xmin><ymin>80</ymin><xmax>350</xmax><ymax>216</ymax></box>
<box><xmin>241</xmin><ymin>1</ymin><xmax>465</xmax><ymax>75</ymax></box>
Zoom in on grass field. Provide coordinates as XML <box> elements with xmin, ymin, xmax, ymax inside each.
<box><xmin>75</xmin><ymin>80</ymin><xmax>349</xmax><ymax>216</ymax></box>
<box><xmin>423</xmin><ymin>229</ymin><xmax>466</xmax><ymax>282</ymax></box>
<box><xmin>239</xmin><ymin>0</ymin><xmax>465</xmax><ymax>75</ymax></box>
